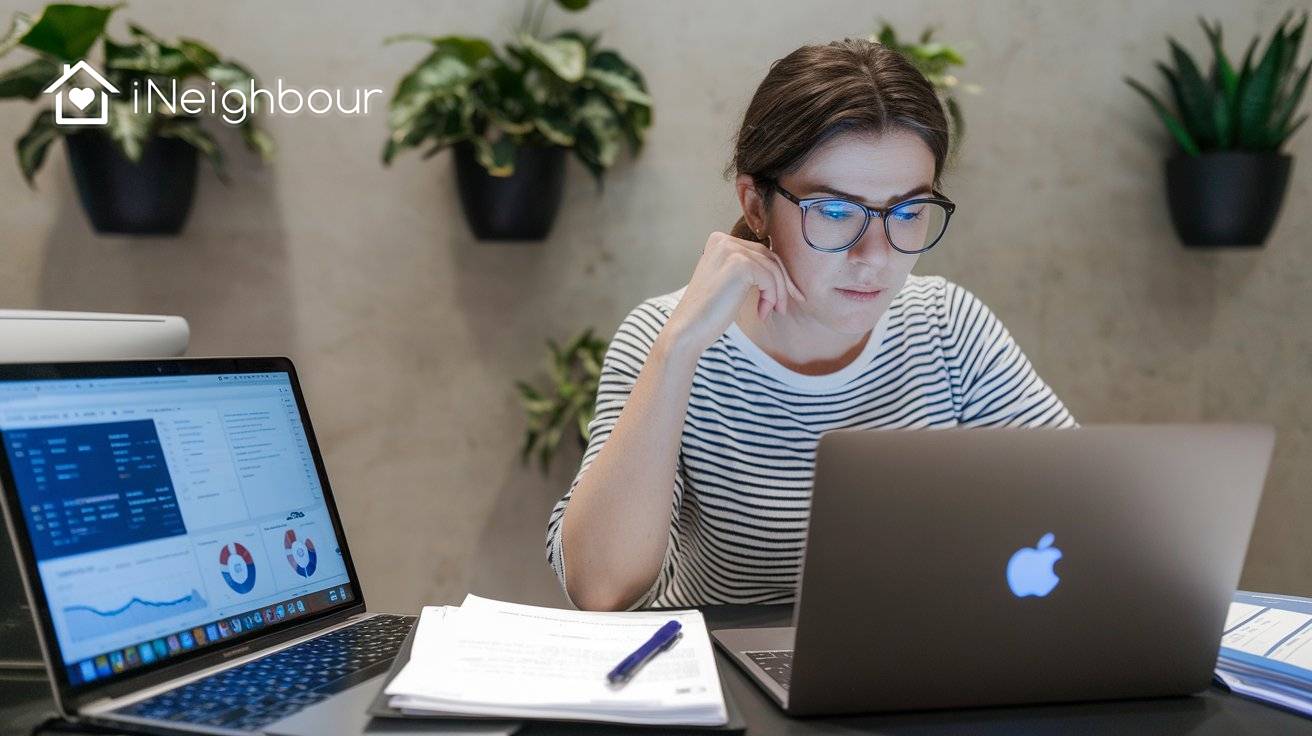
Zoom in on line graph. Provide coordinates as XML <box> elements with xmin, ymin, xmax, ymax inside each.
<box><xmin>62</xmin><ymin>589</ymin><xmax>208</xmax><ymax>642</ymax></box>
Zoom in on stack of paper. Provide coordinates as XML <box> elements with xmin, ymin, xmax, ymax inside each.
<box><xmin>1215</xmin><ymin>591</ymin><xmax>1312</xmax><ymax>716</ymax></box>
<box><xmin>383</xmin><ymin>595</ymin><xmax>728</xmax><ymax>727</ymax></box>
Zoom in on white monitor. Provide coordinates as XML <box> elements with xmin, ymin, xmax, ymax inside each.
<box><xmin>0</xmin><ymin>310</ymin><xmax>188</xmax><ymax>672</ymax></box>
<box><xmin>0</xmin><ymin>311</ymin><xmax>189</xmax><ymax>363</ymax></box>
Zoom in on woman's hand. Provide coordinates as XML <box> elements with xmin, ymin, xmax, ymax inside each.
<box><xmin>665</xmin><ymin>231</ymin><xmax>806</xmax><ymax>353</ymax></box>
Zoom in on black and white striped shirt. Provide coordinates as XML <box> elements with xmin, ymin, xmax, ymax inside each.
<box><xmin>547</xmin><ymin>274</ymin><xmax>1077</xmax><ymax>609</ymax></box>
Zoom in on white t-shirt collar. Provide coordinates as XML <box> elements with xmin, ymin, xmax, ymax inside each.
<box><xmin>724</xmin><ymin>307</ymin><xmax>893</xmax><ymax>392</ymax></box>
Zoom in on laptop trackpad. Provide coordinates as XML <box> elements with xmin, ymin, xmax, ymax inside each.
<box><xmin>711</xmin><ymin>625</ymin><xmax>794</xmax><ymax>653</ymax></box>
<box><xmin>263</xmin><ymin>674</ymin><xmax>519</xmax><ymax>736</ymax></box>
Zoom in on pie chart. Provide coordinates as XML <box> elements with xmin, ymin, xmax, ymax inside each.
<box><xmin>219</xmin><ymin>542</ymin><xmax>256</xmax><ymax>594</ymax></box>
<box><xmin>284</xmin><ymin>529</ymin><xmax>317</xmax><ymax>578</ymax></box>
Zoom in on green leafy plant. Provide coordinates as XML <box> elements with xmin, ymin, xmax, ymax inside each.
<box><xmin>0</xmin><ymin>2</ymin><xmax>273</xmax><ymax>186</ymax></box>
<box><xmin>1125</xmin><ymin>12</ymin><xmax>1309</xmax><ymax>155</ymax></box>
<box><xmin>381</xmin><ymin>0</ymin><xmax>652</xmax><ymax>188</ymax></box>
<box><xmin>870</xmin><ymin>20</ymin><xmax>980</xmax><ymax>148</ymax></box>
<box><xmin>516</xmin><ymin>327</ymin><xmax>608</xmax><ymax>474</ymax></box>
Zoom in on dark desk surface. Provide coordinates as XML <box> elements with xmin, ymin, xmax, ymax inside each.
<box><xmin>7</xmin><ymin>603</ymin><xmax>1312</xmax><ymax>736</ymax></box>
<box><xmin>681</xmin><ymin>603</ymin><xmax>1312</xmax><ymax>735</ymax></box>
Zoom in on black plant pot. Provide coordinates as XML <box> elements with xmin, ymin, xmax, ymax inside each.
<box><xmin>64</xmin><ymin>130</ymin><xmax>199</xmax><ymax>236</ymax></box>
<box><xmin>453</xmin><ymin>140</ymin><xmax>567</xmax><ymax>241</ymax></box>
<box><xmin>1165</xmin><ymin>151</ymin><xmax>1292</xmax><ymax>247</ymax></box>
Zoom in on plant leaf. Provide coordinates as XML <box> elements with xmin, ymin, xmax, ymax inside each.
<box><xmin>385</xmin><ymin>34</ymin><xmax>494</xmax><ymax>66</ymax></box>
<box><xmin>588</xmin><ymin>49</ymin><xmax>652</xmax><ymax>152</ymax></box>
<box><xmin>18</xmin><ymin>2</ymin><xmax>120</xmax><ymax>62</ymax></box>
<box><xmin>240</xmin><ymin>124</ymin><xmax>275</xmax><ymax>161</ymax></box>
<box><xmin>911</xmin><ymin>42</ymin><xmax>965</xmax><ymax>66</ymax></box>
<box><xmin>1199</xmin><ymin>17</ymin><xmax>1238</xmax><ymax>102</ymax></box>
<box><xmin>576</xmin><ymin>411</ymin><xmax>591</xmax><ymax>444</ymax></box>
<box><xmin>103</xmin><ymin>39</ymin><xmax>189</xmax><ymax>78</ymax></box>
<box><xmin>16</xmin><ymin>108</ymin><xmax>59</xmax><ymax>186</ymax></box>
<box><xmin>519</xmin><ymin>427</ymin><xmax>538</xmax><ymax>466</ymax></box>
<box><xmin>584</xmin><ymin>67</ymin><xmax>653</xmax><ymax>106</ymax></box>
<box><xmin>0</xmin><ymin>12</ymin><xmax>34</xmax><ymax>59</ymax></box>
<box><xmin>472</xmin><ymin>135</ymin><xmax>516</xmax><ymax>176</ymax></box>
<box><xmin>1167</xmin><ymin>38</ymin><xmax>1217</xmax><ymax>147</ymax></box>
<box><xmin>386</xmin><ymin>50</ymin><xmax>477</xmax><ymax>137</ymax></box>
<box><xmin>0</xmin><ymin>56</ymin><xmax>61</xmax><ymax>99</ymax></box>
<box><xmin>159</xmin><ymin>118</ymin><xmax>226</xmax><ymax>182</ymax></box>
<box><xmin>1125</xmin><ymin>76</ymin><xmax>1201</xmax><ymax>156</ymax></box>
<box><xmin>876</xmin><ymin>22</ymin><xmax>898</xmax><ymax>48</ymax></box>
<box><xmin>620</xmin><ymin>102</ymin><xmax>651</xmax><ymax>152</ymax></box>
<box><xmin>520</xmin><ymin>34</ymin><xmax>586</xmax><ymax>83</ymax></box>
<box><xmin>1236</xmin><ymin>21</ymin><xmax>1285</xmax><ymax>148</ymax></box>
<box><xmin>1199</xmin><ymin>18</ymin><xmax>1237</xmax><ymax>146</ymax></box>
<box><xmin>1278</xmin><ymin>112</ymin><xmax>1307</xmax><ymax>146</ymax></box>
<box><xmin>552</xmin><ymin>30</ymin><xmax>600</xmax><ymax>56</ymax></box>
<box><xmin>176</xmin><ymin>37</ymin><xmax>221</xmax><ymax>68</ymax></box>
<box><xmin>1270</xmin><ymin>58</ymin><xmax>1310</xmax><ymax>144</ymax></box>
<box><xmin>106</xmin><ymin>97</ymin><xmax>152</xmax><ymax>162</ymax></box>
<box><xmin>534</xmin><ymin>110</ymin><xmax>575</xmax><ymax>146</ymax></box>
<box><xmin>515</xmin><ymin>328</ymin><xmax>609</xmax><ymax>475</ymax></box>
<box><xmin>1278</xmin><ymin>13</ymin><xmax>1306</xmax><ymax>83</ymax></box>
<box><xmin>577</xmin><ymin>94</ymin><xmax>620</xmax><ymax>163</ymax></box>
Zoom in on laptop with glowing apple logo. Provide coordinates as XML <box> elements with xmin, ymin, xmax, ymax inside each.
<box><xmin>712</xmin><ymin>424</ymin><xmax>1274</xmax><ymax>716</ymax></box>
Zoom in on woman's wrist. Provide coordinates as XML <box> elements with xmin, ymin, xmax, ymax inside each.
<box><xmin>651</xmin><ymin>323</ymin><xmax>705</xmax><ymax>371</ymax></box>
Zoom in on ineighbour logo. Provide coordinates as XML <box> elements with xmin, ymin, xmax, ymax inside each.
<box><xmin>132</xmin><ymin>78</ymin><xmax>384</xmax><ymax>125</ymax></box>
<box><xmin>42</xmin><ymin>58</ymin><xmax>382</xmax><ymax>127</ymax></box>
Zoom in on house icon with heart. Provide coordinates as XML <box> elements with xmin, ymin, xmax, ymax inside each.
<box><xmin>43</xmin><ymin>60</ymin><xmax>119</xmax><ymax>126</ymax></box>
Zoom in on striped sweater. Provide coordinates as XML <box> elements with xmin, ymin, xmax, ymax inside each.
<box><xmin>546</xmin><ymin>274</ymin><xmax>1078</xmax><ymax>609</ymax></box>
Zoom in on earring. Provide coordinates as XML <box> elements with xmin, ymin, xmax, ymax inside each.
<box><xmin>755</xmin><ymin>230</ymin><xmax>773</xmax><ymax>250</ymax></box>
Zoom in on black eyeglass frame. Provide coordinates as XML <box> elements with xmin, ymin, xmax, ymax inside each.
<box><xmin>769</xmin><ymin>180</ymin><xmax>957</xmax><ymax>254</ymax></box>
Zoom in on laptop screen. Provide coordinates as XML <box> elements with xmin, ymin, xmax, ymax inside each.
<box><xmin>0</xmin><ymin>368</ymin><xmax>358</xmax><ymax>691</ymax></box>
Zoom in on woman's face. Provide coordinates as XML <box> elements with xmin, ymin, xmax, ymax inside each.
<box><xmin>745</xmin><ymin>129</ymin><xmax>937</xmax><ymax>336</ymax></box>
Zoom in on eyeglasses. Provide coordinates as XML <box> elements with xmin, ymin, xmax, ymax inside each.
<box><xmin>769</xmin><ymin>181</ymin><xmax>956</xmax><ymax>254</ymax></box>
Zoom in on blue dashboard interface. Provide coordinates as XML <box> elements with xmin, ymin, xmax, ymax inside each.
<box><xmin>0</xmin><ymin>372</ymin><xmax>355</xmax><ymax>688</ymax></box>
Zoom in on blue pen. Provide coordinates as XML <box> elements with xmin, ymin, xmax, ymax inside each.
<box><xmin>606</xmin><ymin>620</ymin><xmax>682</xmax><ymax>685</ymax></box>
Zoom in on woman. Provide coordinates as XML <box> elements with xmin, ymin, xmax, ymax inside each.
<box><xmin>547</xmin><ymin>38</ymin><xmax>1077</xmax><ymax>612</ymax></box>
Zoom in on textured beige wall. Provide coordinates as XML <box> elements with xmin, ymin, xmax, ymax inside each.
<box><xmin>0</xmin><ymin>0</ymin><xmax>1308</xmax><ymax>612</ymax></box>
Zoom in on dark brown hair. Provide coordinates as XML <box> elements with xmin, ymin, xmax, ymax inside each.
<box><xmin>727</xmin><ymin>38</ymin><xmax>950</xmax><ymax>242</ymax></box>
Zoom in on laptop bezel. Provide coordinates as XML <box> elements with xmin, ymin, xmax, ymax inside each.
<box><xmin>0</xmin><ymin>356</ymin><xmax>368</xmax><ymax>716</ymax></box>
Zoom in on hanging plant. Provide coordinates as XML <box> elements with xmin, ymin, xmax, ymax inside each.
<box><xmin>1125</xmin><ymin>12</ymin><xmax>1307</xmax><ymax>246</ymax></box>
<box><xmin>381</xmin><ymin>0</ymin><xmax>653</xmax><ymax>240</ymax></box>
<box><xmin>0</xmin><ymin>2</ymin><xmax>273</xmax><ymax>186</ymax></box>
<box><xmin>515</xmin><ymin>328</ymin><xmax>608</xmax><ymax>474</ymax></box>
<box><xmin>870</xmin><ymin>20</ymin><xmax>981</xmax><ymax>155</ymax></box>
<box><xmin>0</xmin><ymin>2</ymin><xmax>273</xmax><ymax>234</ymax></box>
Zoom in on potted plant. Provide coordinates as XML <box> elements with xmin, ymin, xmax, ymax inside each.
<box><xmin>870</xmin><ymin>20</ymin><xmax>981</xmax><ymax>160</ymax></box>
<box><xmin>515</xmin><ymin>328</ymin><xmax>608</xmax><ymax>474</ymax></box>
<box><xmin>1126</xmin><ymin>13</ymin><xmax>1308</xmax><ymax>247</ymax></box>
<box><xmin>0</xmin><ymin>2</ymin><xmax>273</xmax><ymax>235</ymax></box>
<box><xmin>381</xmin><ymin>0</ymin><xmax>652</xmax><ymax>241</ymax></box>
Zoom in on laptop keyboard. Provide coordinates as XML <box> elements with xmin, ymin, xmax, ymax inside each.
<box><xmin>745</xmin><ymin>649</ymin><xmax>794</xmax><ymax>690</ymax></box>
<box><xmin>115</xmin><ymin>613</ymin><xmax>413</xmax><ymax>732</ymax></box>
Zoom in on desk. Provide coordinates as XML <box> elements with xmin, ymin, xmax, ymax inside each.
<box><xmin>527</xmin><ymin>604</ymin><xmax>1312</xmax><ymax>735</ymax></box>
<box><xmin>9</xmin><ymin>604</ymin><xmax>1312</xmax><ymax>735</ymax></box>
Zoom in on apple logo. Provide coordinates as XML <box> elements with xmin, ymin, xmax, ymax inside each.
<box><xmin>1006</xmin><ymin>532</ymin><xmax>1062</xmax><ymax>598</ymax></box>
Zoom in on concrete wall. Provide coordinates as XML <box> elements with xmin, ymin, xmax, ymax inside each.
<box><xmin>1</xmin><ymin>0</ymin><xmax>1308</xmax><ymax>612</ymax></box>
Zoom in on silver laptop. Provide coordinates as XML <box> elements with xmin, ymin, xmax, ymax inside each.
<box><xmin>713</xmin><ymin>424</ymin><xmax>1275</xmax><ymax>716</ymax></box>
<box><xmin>0</xmin><ymin>357</ymin><xmax>415</xmax><ymax>734</ymax></box>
